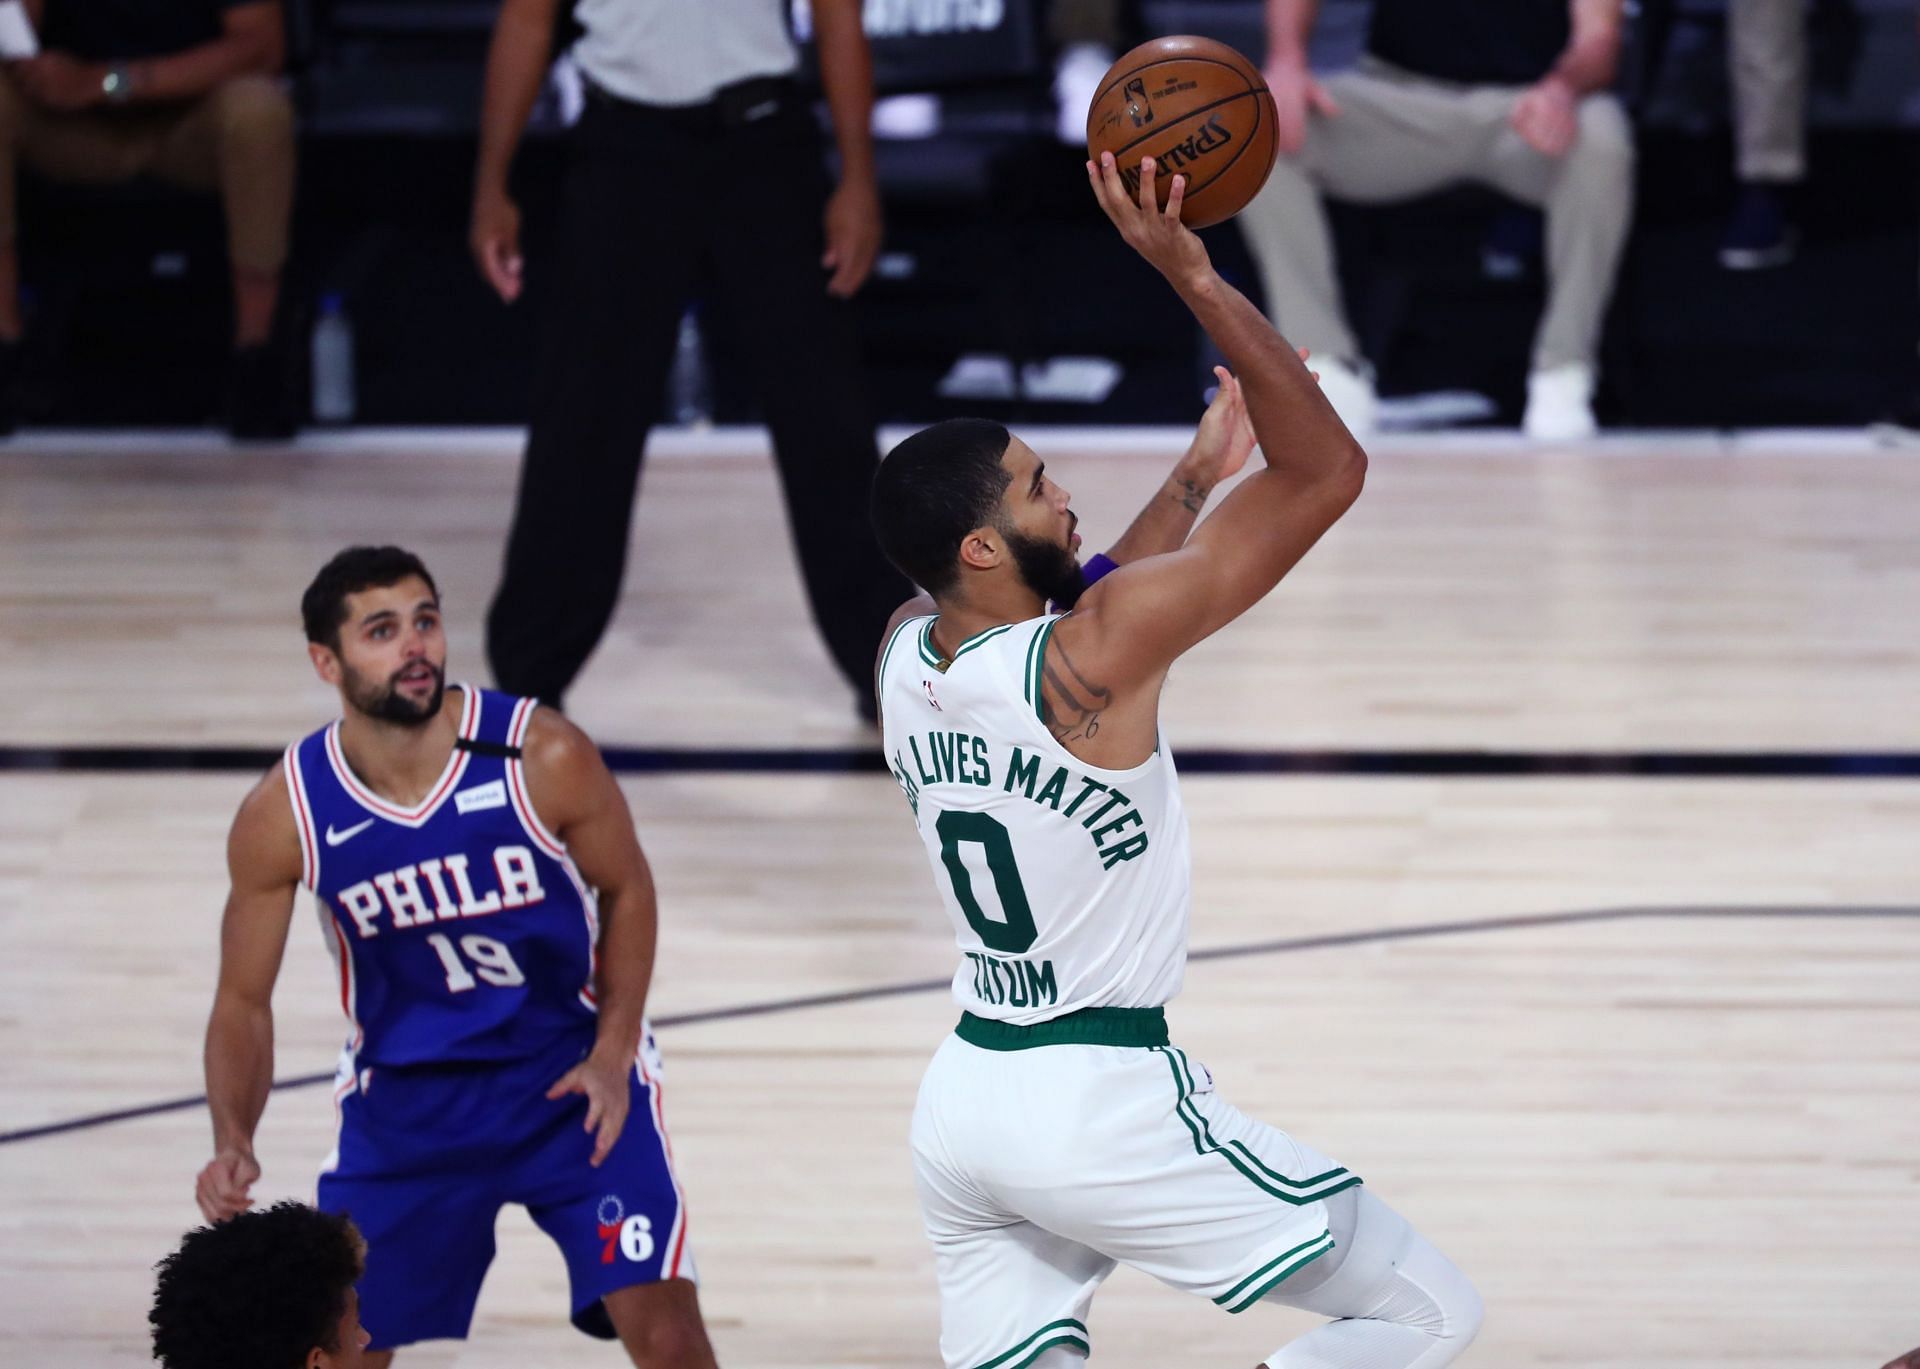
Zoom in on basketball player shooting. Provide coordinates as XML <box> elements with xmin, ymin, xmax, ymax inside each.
<box><xmin>194</xmin><ymin>546</ymin><xmax>717</xmax><ymax>1368</ymax></box>
<box><xmin>866</xmin><ymin>155</ymin><xmax>1482</xmax><ymax>1368</ymax></box>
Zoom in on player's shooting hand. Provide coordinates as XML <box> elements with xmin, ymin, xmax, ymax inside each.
<box><xmin>822</xmin><ymin>173</ymin><xmax>883</xmax><ymax>298</ymax></box>
<box><xmin>194</xmin><ymin>1145</ymin><xmax>261</xmax><ymax>1223</ymax></box>
<box><xmin>470</xmin><ymin>185</ymin><xmax>524</xmax><ymax>303</ymax></box>
<box><xmin>1511</xmin><ymin>76</ymin><xmax>1579</xmax><ymax>158</ymax></box>
<box><xmin>547</xmin><ymin>1049</ymin><xmax>631</xmax><ymax>1167</ymax></box>
<box><xmin>1086</xmin><ymin>151</ymin><xmax>1212</xmax><ymax>292</ymax></box>
<box><xmin>1881</xmin><ymin>1349</ymin><xmax>1920</xmax><ymax>1369</ymax></box>
<box><xmin>1264</xmin><ymin>57</ymin><xmax>1338</xmax><ymax>156</ymax></box>
<box><xmin>1185</xmin><ymin>366</ymin><xmax>1257</xmax><ymax>486</ymax></box>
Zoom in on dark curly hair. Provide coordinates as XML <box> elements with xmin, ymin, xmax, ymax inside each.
<box><xmin>151</xmin><ymin>1203</ymin><xmax>365</xmax><ymax>1369</ymax></box>
<box><xmin>301</xmin><ymin>545</ymin><xmax>439</xmax><ymax>651</ymax></box>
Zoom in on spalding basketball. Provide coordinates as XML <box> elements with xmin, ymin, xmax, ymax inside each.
<box><xmin>1086</xmin><ymin>36</ymin><xmax>1279</xmax><ymax>230</ymax></box>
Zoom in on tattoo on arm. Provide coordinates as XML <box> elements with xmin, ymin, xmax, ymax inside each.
<box><xmin>1172</xmin><ymin>477</ymin><xmax>1210</xmax><ymax>515</ymax></box>
<box><xmin>1041</xmin><ymin>638</ymin><xmax>1113</xmax><ymax>743</ymax></box>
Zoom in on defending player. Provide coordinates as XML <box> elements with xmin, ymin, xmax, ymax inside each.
<box><xmin>867</xmin><ymin>154</ymin><xmax>1483</xmax><ymax>1368</ymax></box>
<box><xmin>195</xmin><ymin>546</ymin><xmax>716</xmax><ymax>1367</ymax></box>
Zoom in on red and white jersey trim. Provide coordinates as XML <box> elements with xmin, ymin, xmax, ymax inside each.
<box><xmin>321</xmin><ymin>684</ymin><xmax>481</xmax><ymax>828</ymax></box>
<box><xmin>633</xmin><ymin>1031</ymin><xmax>692</xmax><ymax>1282</ymax></box>
<box><xmin>284</xmin><ymin>744</ymin><xmax>320</xmax><ymax>891</ymax></box>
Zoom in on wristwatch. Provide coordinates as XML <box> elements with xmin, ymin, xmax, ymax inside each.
<box><xmin>101</xmin><ymin>65</ymin><xmax>135</xmax><ymax>104</ymax></box>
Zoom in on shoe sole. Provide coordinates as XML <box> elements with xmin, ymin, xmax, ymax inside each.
<box><xmin>1720</xmin><ymin>234</ymin><xmax>1798</xmax><ymax>272</ymax></box>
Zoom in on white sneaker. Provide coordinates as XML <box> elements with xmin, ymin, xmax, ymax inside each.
<box><xmin>1313</xmin><ymin>355</ymin><xmax>1379</xmax><ymax>438</ymax></box>
<box><xmin>1522</xmin><ymin>362</ymin><xmax>1598</xmax><ymax>441</ymax></box>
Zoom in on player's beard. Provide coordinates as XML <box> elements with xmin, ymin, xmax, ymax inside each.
<box><xmin>1005</xmin><ymin>522</ymin><xmax>1086</xmax><ymax>611</ymax></box>
<box><xmin>345</xmin><ymin>659</ymin><xmax>446</xmax><ymax>728</ymax></box>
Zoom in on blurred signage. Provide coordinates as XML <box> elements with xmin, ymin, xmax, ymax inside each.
<box><xmin>790</xmin><ymin>0</ymin><xmax>1040</xmax><ymax>91</ymax></box>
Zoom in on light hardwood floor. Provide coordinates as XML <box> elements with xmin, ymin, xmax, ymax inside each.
<box><xmin>0</xmin><ymin>432</ymin><xmax>1916</xmax><ymax>1368</ymax></box>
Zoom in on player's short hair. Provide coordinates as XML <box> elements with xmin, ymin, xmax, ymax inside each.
<box><xmin>870</xmin><ymin>418</ymin><xmax>1014</xmax><ymax>597</ymax></box>
<box><xmin>150</xmin><ymin>1202</ymin><xmax>365</xmax><ymax>1369</ymax></box>
<box><xmin>302</xmin><ymin>545</ymin><xmax>439</xmax><ymax>650</ymax></box>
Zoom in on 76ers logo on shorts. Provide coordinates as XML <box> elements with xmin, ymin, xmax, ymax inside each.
<box><xmin>597</xmin><ymin>1194</ymin><xmax>655</xmax><ymax>1265</ymax></box>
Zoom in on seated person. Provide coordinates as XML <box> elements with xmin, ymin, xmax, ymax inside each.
<box><xmin>1240</xmin><ymin>0</ymin><xmax>1633</xmax><ymax>440</ymax></box>
<box><xmin>0</xmin><ymin>0</ymin><xmax>294</xmax><ymax>437</ymax></box>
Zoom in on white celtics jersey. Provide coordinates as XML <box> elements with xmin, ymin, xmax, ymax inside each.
<box><xmin>878</xmin><ymin>613</ymin><xmax>1192</xmax><ymax>1024</ymax></box>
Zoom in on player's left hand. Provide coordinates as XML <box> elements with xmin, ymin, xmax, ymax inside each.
<box><xmin>12</xmin><ymin>53</ymin><xmax>108</xmax><ymax>112</ymax></box>
<box><xmin>1186</xmin><ymin>367</ymin><xmax>1258</xmax><ymax>486</ymax></box>
<box><xmin>823</xmin><ymin>173</ymin><xmax>883</xmax><ymax>298</ymax></box>
<box><xmin>548</xmin><ymin>1049</ymin><xmax>632</xmax><ymax>1167</ymax></box>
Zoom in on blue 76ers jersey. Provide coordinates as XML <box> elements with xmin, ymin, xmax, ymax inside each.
<box><xmin>284</xmin><ymin>685</ymin><xmax>600</xmax><ymax>1067</ymax></box>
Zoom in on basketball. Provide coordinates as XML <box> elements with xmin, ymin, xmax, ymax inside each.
<box><xmin>1085</xmin><ymin>36</ymin><xmax>1279</xmax><ymax>230</ymax></box>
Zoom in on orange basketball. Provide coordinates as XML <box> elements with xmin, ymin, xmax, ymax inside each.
<box><xmin>1085</xmin><ymin>36</ymin><xmax>1279</xmax><ymax>230</ymax></box>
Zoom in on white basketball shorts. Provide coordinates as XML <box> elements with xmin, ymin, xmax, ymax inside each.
<box><xmin>911</xmin><ymin>1014</ymin><xmax>1362</xmax><ymax>1369</ymax></box>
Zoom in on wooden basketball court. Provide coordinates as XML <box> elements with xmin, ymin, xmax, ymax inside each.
<box><xmin>1</xmin><ymin>428</ymin><xmax>1915</xmax><ymax>1367</ymax></box>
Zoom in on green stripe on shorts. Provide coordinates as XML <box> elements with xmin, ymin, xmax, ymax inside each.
<box><xmin>970</xmin><ymin>1318</ymin><xmax>1090</xmax><ymax>1369</ymax></box>
<box><xmin>1154</xmin><ymin>1047</ymin><xmax>1363</xmax><ymax>1206</ymax></box>
<box><xmin>1214</xmin><ymin>1230</ymin><xmax>1338</xmax><ymax>1313</ymax></box>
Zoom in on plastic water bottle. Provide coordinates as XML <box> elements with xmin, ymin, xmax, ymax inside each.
<box><xmin>311</xmin><ymin>293</ymin><xmax>356</xmax><ymax>425</ymax></box>
<box><xmin>667</xmin><ymin>308</ymin><xmax>712</xmax><ymax>427</ymax></box>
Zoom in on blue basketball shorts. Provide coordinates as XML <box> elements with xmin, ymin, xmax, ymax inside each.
<box><xmin>315</xmin><ymin>1028</ymin><xmax>692</xmax><ymax>1349</ymax></box>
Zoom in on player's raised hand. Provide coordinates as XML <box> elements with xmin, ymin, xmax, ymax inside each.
<box><xmin>547</xmin><ymin>1050</ymin><xmax>632</xmax><ymax>1168</ymax></box>
<box><xmin>1087</xmin><ymin>151</ymin><xmax>1212</xmax><ymax>291</ymax></box>
<box><xmin>194</xmin><ymin>1146</ymin><xmax>261</xmax><ymax>1223</ymax></box>
<box><xmin>1881</xmin><ymin>1349</ymin><xmax>1920</xmax><ymax>1369</ymax></box>
<box><xmin>1189</xmin><ymin>367</ymin><xmax>1258</xmax><ymax>485</ymax></box>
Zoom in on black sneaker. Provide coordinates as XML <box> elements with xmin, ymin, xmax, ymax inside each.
<box><xmin>1719</xmin><ymin>184</ymin><xmax>1798</xmax><ymax>271</ymax></box>
<box><xmin>228</xmin><ymin>343</ymin><xmax>297</xmax><ymax>441</ymax></box>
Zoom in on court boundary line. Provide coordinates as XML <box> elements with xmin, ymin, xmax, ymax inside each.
<box><xmin>4</xmin><ymin>903</ymin><xmax>1914</xmax><ymax>1148</ymax></box>
<box><xmin>4</xmin><ymin>745</ymin><xmax>1918</xmax><ymax>777</ymax></box>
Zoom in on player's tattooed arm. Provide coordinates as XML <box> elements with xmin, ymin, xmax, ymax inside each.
<box><xmin>1101</xmin><ymin>368</ymin><xmax>1256</xmax><ymax>567</ymax></box>
<box><xmin>198</xmin><ymin>765</ymin><xmax>303</xmax><ymax>1223</ymax></box>
<box><xmin>1041</xmin><ymin>633</ymin><xmax>1114</xmax><ymax>744</ymax></box>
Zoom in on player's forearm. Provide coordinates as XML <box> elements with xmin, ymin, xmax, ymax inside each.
<box><xmin>1548</xmin><ymin>0</ymin><xmax>1623</xmax><ymax>94</ymax></box>
<box><xmin>588</xmin><ymin>885</ymin><xmax>657</xmax><ymax>1064</ymax></box>
<box><xmin>119</xmin><ymin>31</ymin><xmax>281</xmax><ymax>103</ymax></box>
<box><xmin>1103</xmin><ymin>456</ymin><xmax>1216</xmax><ymax>565</ymax></box>
<box><xmin>1172</xmin><ymin>270</ymin><xmax>1362</xmax><ymax>488</ymax></box>
<box><xmin>813</xmin><ymin>0</ymin><xmax>878</xmax><ymax>187</ymax></box>
<box><xmin>1265</xmin><ymin>0</ymin><xmax>1319</xmax><ymax>67</ymax></box>
<box><xmin>473</xmin><ymin>0</ymin><xmax>555</xmax><ymax>198</ymax></box>
<box><xmin>204</xmin><ymin>996</ymin><xmax>274</xmax><ymax>1153</ymax></box>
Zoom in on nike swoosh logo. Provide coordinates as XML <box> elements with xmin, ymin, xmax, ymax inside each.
<box><xmin>325</xmin><ymin>818</ymin><xmax>376</xmax><ymax>847</ymax></box>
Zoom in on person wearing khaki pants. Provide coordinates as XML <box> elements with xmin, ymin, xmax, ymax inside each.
<box><xmin>0</xmin><ymin>0</ymin><xmax>294</xmax><ymax>437</ymax></box>
<box><xmin>1240</xmin><ymin>0</ymin><xmax>1631</xmax><ymax>441</ymax></box>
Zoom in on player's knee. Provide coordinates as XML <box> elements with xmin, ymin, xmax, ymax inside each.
<box><xmin>1419</xmin><ymin>1257</ymin><xmax>1484</xmax><ymax>1362</ymax></box>
<box><xmin>624</xmin><ymin>1311</ymin><xmax>714</xmax><ymax>1369</ymax></box>
<box><xmin>1444</xmin><ymin>1272</ymin><xmax>1484</xmax><ymax>1353</ymax></box>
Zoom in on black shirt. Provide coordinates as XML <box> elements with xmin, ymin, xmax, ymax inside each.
<box><xmin>1366</xmin><ymin>0</ymin><xmax>1570</xmax><ymax>87</ymax></box>
<box><xmin>41</xmin><ymin>0</ymin><xmax>258</xmax><ymax>62</ymax></box>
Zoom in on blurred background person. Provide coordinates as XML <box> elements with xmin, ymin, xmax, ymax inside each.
<box><xmin>471</xmin><ymin>0</ymin><xmax>909</xmax><ymax>721</ymax></box>
<box><xmin>1239</xmin><ymin>0</ymin><xmax>1632</xmax><ymax>441</ymax></box>
<box><xmin>1721</xmin><ymin>0</ymin><xmax>1807</xmax><ymax>270</ymax></box>
<box><xmin>0</xmin><ymin>0</ymin><xmax>295</xmax><ymax>437</ymax></box>
<box><xmin>150</xmin><ymin>1202</ymin><xmax>371</xmax><ymax>1369</ymax></box>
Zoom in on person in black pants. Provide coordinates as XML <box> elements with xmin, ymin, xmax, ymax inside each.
<box><xmin>471</xmin><ymin>0</ymin><xmax>907</xmax><ymax>718</ymax></box>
